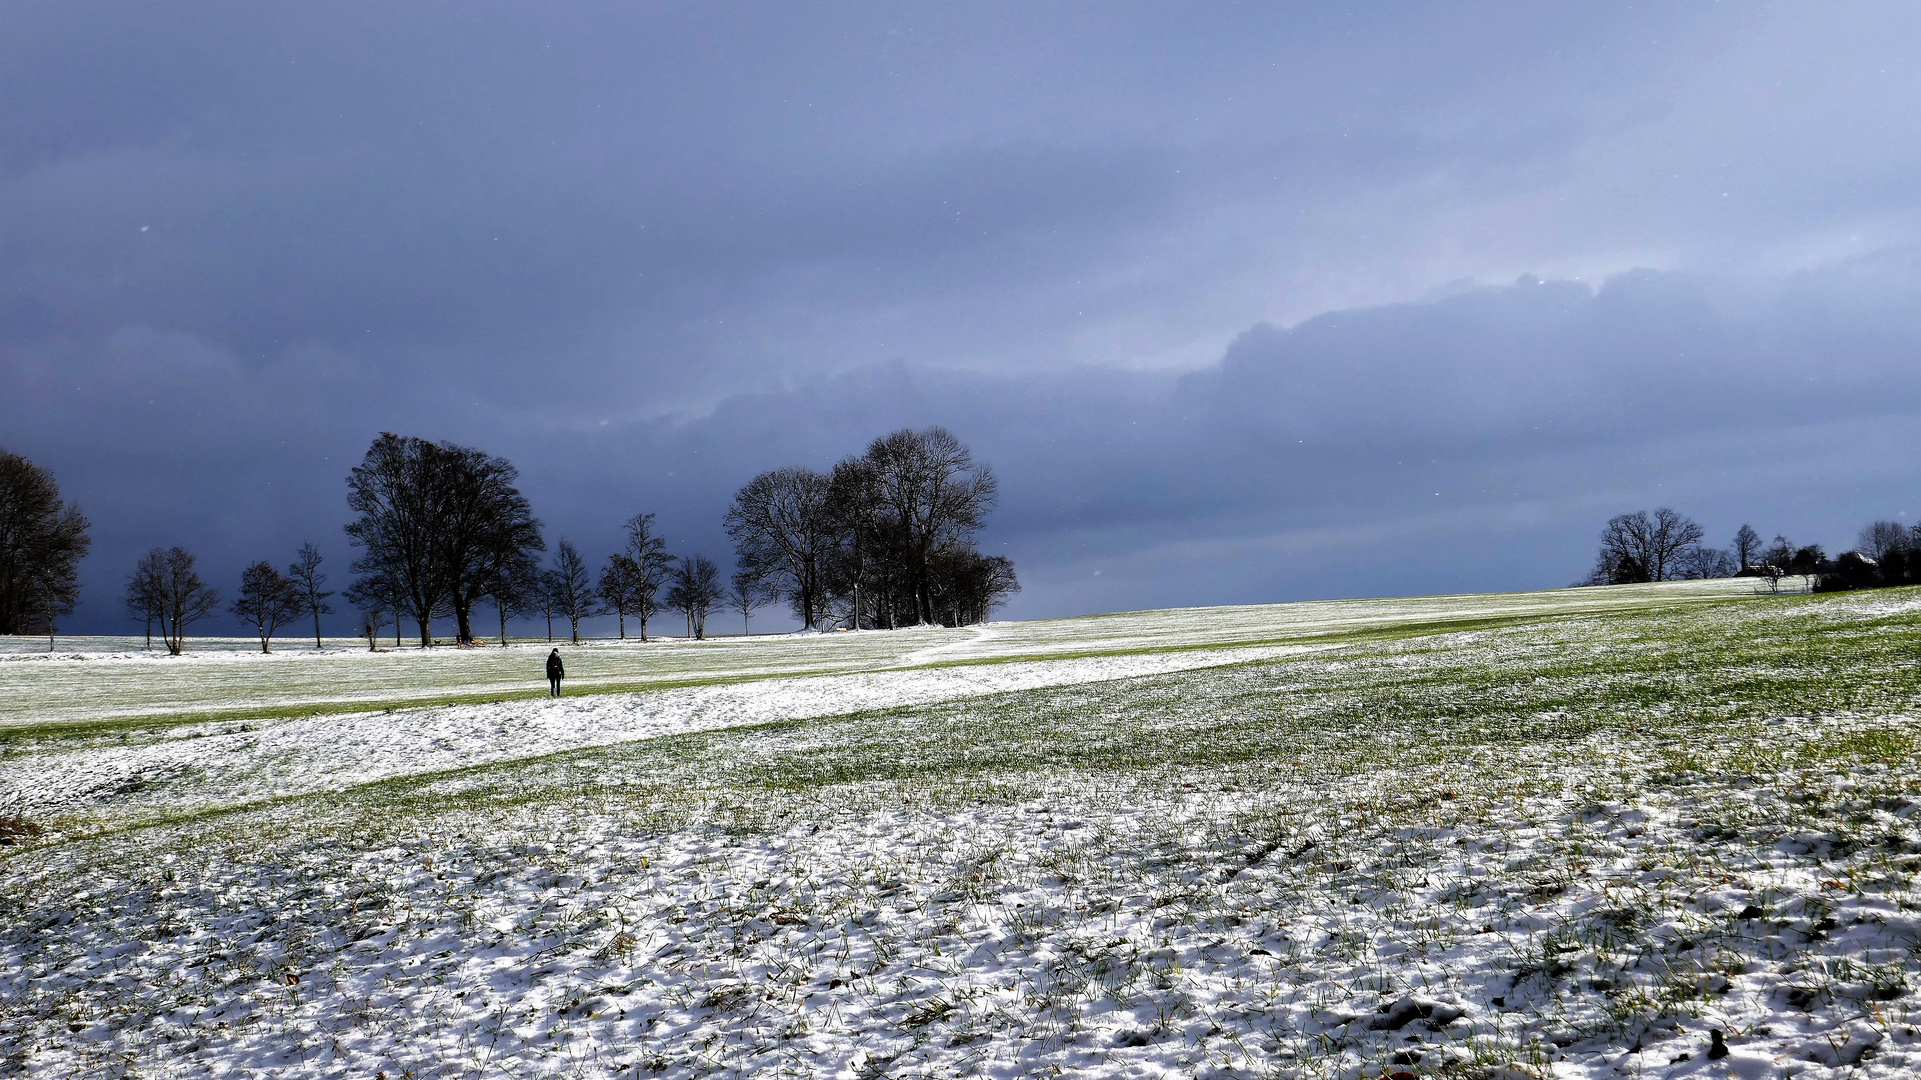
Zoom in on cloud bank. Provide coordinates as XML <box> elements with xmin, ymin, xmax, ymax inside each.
<box><xmin>10</xmin><ymin>266</ymin><xmax>1921</xmax><ymax>633</ymax></box>
<box><xmin>5</xmin><ymin>3</ymin><xmax>1921</xmax><ymax>632</ymax></box>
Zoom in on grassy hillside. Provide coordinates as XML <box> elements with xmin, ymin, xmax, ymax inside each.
<box><xmin>5</xmin><ymin>579</ymin><xmax>1918</xmax><ymax>1079</ymax></box>
<box><xmin>0</xmin><ymin>579</ymin><xmax>1752</xmax><ymax>735</ymax></box>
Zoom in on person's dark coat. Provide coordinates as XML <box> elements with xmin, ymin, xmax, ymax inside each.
<box><xmin>546</xmin><ymin>650</ymin><xmax>564</xmax><ymax>679</ymax></box>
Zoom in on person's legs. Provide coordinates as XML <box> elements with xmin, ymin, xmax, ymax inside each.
<box><xmin>549</xmin><ymin>676</ymin><xmax>559</xmax><ymax>697</ymax></box>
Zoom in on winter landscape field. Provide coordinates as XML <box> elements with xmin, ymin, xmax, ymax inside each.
<box><xmin>6</xmin><ymin>578</ymin><xmax>1921</xmax><ymax>1079</ymax></box>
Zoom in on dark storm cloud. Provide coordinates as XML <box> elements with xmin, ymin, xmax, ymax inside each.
<box><xmin>11</xmin><ymin>267</ymin><xmax>1921</xmax><ymax>632</ymax></box>
<box><xmin>5</xmin><ymin>3</ymin><xmax>1921</xmax><ymax>633</ymax></box>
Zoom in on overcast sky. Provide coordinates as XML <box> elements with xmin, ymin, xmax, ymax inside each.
<box><xmin>7</xmin><ymin>2</ymin><xmax>1921</xmax><ymax>635</ymax></box>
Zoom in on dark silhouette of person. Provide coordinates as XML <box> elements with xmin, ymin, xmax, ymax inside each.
<box><xmin>546</xmin><ymin>648</ymin><xmax>564</xmax><ymax>697</ymax></box>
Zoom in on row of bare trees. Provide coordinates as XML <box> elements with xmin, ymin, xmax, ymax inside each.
<box><xmin>122</xmin><ymin>543</ymin><xmax>337</xmax><ymax>654</ymax></box>
<box><xmin>11</xmin><ymin>427</ymin><xmax>1020</xmax><ymax>650</ymax></box>
<box><xmin>493</xmin><ymin>525</ymin><xmax>729</xmax><ymax>646</ymax></box>
<box><xmin>724</xmin><ymin>426</ymin><xmax>1019</xmax><ymax>630</ymax></box>
<box><xmin>341</xmin><ymin>428</ymin><xmax>1019</xmax><ymax>647</ymax></box>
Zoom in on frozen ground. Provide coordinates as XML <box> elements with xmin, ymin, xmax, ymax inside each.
<box><xmin>5</xmin><ymin>579</ymin><xmax>1920</xmax><ymax>1079</ymax></box>
<box><xmin>0</xmin><ymin>642</ymin><xmax>1331</xmax><ymax>833</ymax></box>
<box><xmin>0</xmin><ymin>580</ymin><xmax>1760</xmax><ymax>731</ymax></box>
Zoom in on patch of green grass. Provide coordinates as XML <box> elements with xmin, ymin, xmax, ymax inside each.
<box><xmin>0</xmin><ymin>579</ymin><xmax>1764</xmax><ymax>744</ymax></box>
<box><xmin>110</xmin><ymin>587</ymin><xmax>1908</xmax><ymax>839</ymax></box>
<box><xmin>14</xmin><ymin>582</ymin><xmax>1921</xmax><ymax>1080</ymax></box>
<box><xmin>19</xmin><ymin>584</ymin><xmax>1921</xmax><ymax>856</ymax></box>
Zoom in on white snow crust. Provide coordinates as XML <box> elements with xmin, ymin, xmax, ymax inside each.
<box><xmin>5</xmin><ymin>579</ymin><xmax>1917</xmax><ymax>1080</ymax></box>
<box><xmin>0</xmin><ymin>640</ymin><xmax>1316</xmax><ymax>826</ymax></box>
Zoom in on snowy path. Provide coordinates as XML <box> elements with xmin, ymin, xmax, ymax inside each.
<box><xmin>897</xmin><ymin>622</ymin><xmax>996</xmax><ymax>666</ymax></box>
<box><xmin>0</xmin><ymin>578</ymin><xmax>1758</xmax><ymax>731</ymax></box>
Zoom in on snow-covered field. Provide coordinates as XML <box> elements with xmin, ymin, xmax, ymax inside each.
<box><xmin>0</xmin><ymin>580</ymin><xmax>1759</xmax><ymax>732</ymax></box>
<box><xmin>7</xmin><ymin>579</ymin><xmax>1920</xmax><ymax>1079</ymax></box>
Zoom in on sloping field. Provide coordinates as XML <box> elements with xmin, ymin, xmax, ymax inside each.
<box><xmin>7</xmin><ymin>579</ymin><xmax>1921</xmax><ymax>1079</ymax></box>
<box><xmin>0</xmin><ymin>580</ymin><xmax>1753</xmax><ymax>733</ymax></box>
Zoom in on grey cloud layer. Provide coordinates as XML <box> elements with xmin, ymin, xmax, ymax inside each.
<box><xmin>4</xmin><ymin>3</ymin><xmax>1921</xmax><ymax>631</ymax></box>
<box><xmin>11</xmin><ymin>269</ymin><xmax>1920</xmax><ymax>632</ymax></box>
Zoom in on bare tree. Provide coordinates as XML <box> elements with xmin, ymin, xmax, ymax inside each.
<box><xmin>665</xmin><ymin>554</ymin><xmax>724</xmax><ymax>639</ymax></box>
<box><xmin>357</xmin><ymin>605</ymin><xmax>391</xmax><ymax>651</ymax></box>
<box><xmin>345</xmin><ymin>434</ymin><xmax>446</xmax><ymax>647</ymax></box>
<box><xmin>1675</xmin><ymin>546</ymin><xmax>1738</xmax><ymax>580</ymax></box>
<box><xmin>547</xmin><ymin>539</ymin><xmax>600</xmax><ymax>644</ymax></box>
<box><xmin>1589</xmin><ymin>508</ymin><xmax>1706</xmax><ymax>584</ymax></box>
<box><xmin>1731</xmin><ymin>524</ymin><xmax>1762</xmax><ymax>571</ymax></box>
<box><xmin>1857</xmin><ymin>520</ymin><xmax>1909</xmax><ymax>563</ymax></box>
<box><xmin>230</xmin><ymin>561</ymin><xmax>304</xmax><ymax>654</ymax></box>
<box><xmin>125</xmin><ymin>563</ymin><xmax>162</xmax><ymax>650</ymax></box>
<box><xmin>930</xmin><ymin>548</ymin><xmax>1021</xmax><ymax>624</ymax></box>
<box><xmin>535</xmin><ymin>568</ymin><xmax>561</xmax><ymax>641</ymax></box>
<box><xmin>287</xmin><ymin>543</ymin><xmax>335</xmax><ymax>649</ymax></box>
<box><xmin>728</xmin><ymin>565</ymin><xmax>771</xmax><ymax>636</ymax></box>
<box><xmin>345</xmin><ymin>570</ymin><xmax>405</xmax><ymax>649</ymax></box>
<box><xmin>433</xmin><ymin>443</ymin><xmax>544</xmax><ymax>644</ymax></box>
<box><xmin>1761</xmin><ymin>534</ymin><xmax>1795</xmax><ymax>572</ymax></box>
<box><xmin>128</xmin><ymin>547</ymin><xmax>220</xmax><ymax>655</ymax></box>
<box><xmin>483</xmin><ymin>550</ymin><xmax>542</xmax><ymax>647</ymax></box>
<box><xmin>621</xmin><ymin>513</ymin><xmax>676</xmax><ymax>642</ymax></box>
<box><xmin>344</xmin><ymin>434</ymin><xmax>542</xmax><ymax>647</ymax></box>
<box><xmin>0</xmin><ymin>448</ymin><xmax>91</xmax><ymax>636</ymax></box>
<box><xmin>825</xmin><ymin>456</ymin><xmax>884</xmax><ymax>629</ymax></box>
<box><xmin>21</xmin><ymin>574</ymin><xmax>66</xmax><ymax>651</ymax></box>
<box><xmin>863</xmin><ymin>427</ymin><xmax>998</xmax><ymax>625</ymax></box>
<box><xmin>598</xmin><ymin>553</ymin><xmax>643</xmax><ymax>638</ymax></box>
<box><xmin>1756</xmin><ymin>561</ymin><xmax>1788</xmax><ymax>594</ymax></box>
<box><xmin>723</xmin><ymin>467</ymin><xmax>835</xmax><ymax>630</ymax></box>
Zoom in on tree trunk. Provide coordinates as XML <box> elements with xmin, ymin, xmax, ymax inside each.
<box><xmin>417</xmin><ymin>615</ymin><xmax>432</xmax><ymax>649</ymax></box>
<box><xmin>499</xmin><ymin>605</ymin><xmax>509</xmax><ymax>647</ymax></box>
<box><xmin>617</xmin><ymin>610</ymin><xmax>625</xmax><ymax>638</ymax></box>
<box><xmin>569</xmin><ymin>616</ymin><xmax>579</xmax><ymax>644</ymax></box>
<box><xmin>454</xmin><ymin>590</ymin><xmax>474</xmax><ymax>645</ymax></box>
<box><xmin>260</xmin><ymin>630</ymin><xmax>271</xmax><ymax>654</ymax></box>
<box><xmin>312</xmin><ymin>603</ymin><xmax>322</xmax><ymax>650</ymax></box>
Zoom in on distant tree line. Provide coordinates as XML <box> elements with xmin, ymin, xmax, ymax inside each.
<box><xmin>1807</xmin><ymin>519</ymin><xmax>1921</xmax><ymax>593</ymax></box>
<box><xmin>0</xmin><ymin>427</ymin><xmax>1018</xmax><ymax>653</ymax></box>
<box><xmin>1582</xmin><ymin>508</ymin><xmax>1921</xmax><ymax>595</ymax></box>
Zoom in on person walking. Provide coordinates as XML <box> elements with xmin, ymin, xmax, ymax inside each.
<box><xmin>546</xmin><ymin>648</ymin><xmax>564</xmax><ymax>697</ymax></box>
